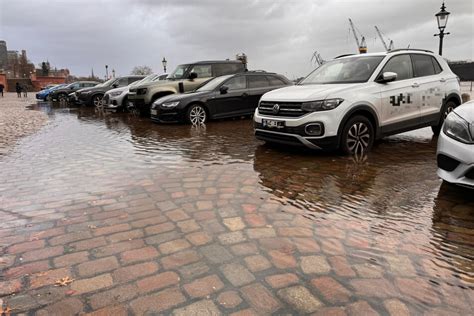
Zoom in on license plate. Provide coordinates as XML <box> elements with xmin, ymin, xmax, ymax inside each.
<box><xmin>262</xmin><ymin>119</ymin><xmax>285</xmax><ymax>129</ymax></box>
<box><xmin>151</xmin><ymin>109</ymin><xmax>158</xmax><ymax>115</ymax></box>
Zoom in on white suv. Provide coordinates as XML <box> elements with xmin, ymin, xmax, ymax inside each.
<box><xmin>254</xmin><ymin>49</ymin><xmax>461</xmax><ymax>154</ymax></box>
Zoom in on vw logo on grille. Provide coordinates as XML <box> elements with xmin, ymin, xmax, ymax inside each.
<box><xmin>272</xmin><ymin>104</ymin><xmax>280</xmax><ymax>114</ymax></box>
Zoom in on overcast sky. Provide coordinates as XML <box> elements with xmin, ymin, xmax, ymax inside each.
<box><xmin>0</xmin><ymin>0</ymin><xmax>472</xmax><ymax>79</ymax></box>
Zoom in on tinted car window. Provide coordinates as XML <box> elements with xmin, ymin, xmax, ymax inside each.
<box><xmin>128</xmin><ymin>77</ymin><xmax>143</xmax><ymax>85</ymax></box>
<box><xmin>189</xmin><ymin>64</ymin><xmax>212</xmax><ymax>78</ymax></box>
<box><xmin>224</xmin><ymin>76</ymin><xmax>246</xmax><ymax>90</ymax></box>
<box><xmin>248</xmin><ymin>75</ymin><xmax>270</xmax><ymax>88</ymax></box>
<box><xmin>116</xmin><ymin>78</ymin><xmax>129</xmax><ymax>87</ymax></box>
<box><xmin>267</xmin><ymin>76</ymin><xmax>286</xmax><ymax>86</ymax></box>
<box><xmin>412</xmin><ymin>54</ymin><xmax>436</xmax><ymax>77</ymax></box>
<box><xmin>432</xmin><ymin>57</ymin><xmax>443</xmax><ymax>74</ymax></box>
<box><xmin>213</xmin><ymin>63</ymin><xmax>245</xmax><ymax>76</ymax></box>
<box><xmin>381</xmin><ymin>54</ymin><xmax>413</xmax><ymax>81</ymax></box>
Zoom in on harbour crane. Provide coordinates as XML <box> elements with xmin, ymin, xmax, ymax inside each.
<box><xmin>311</xmin><ymin>51</ymin><xmax>325</xmax><ymax>67</ymax></box>
<box><xmin>374</xmin><ymin>26</ymin><xmax>394</xmax><ymax>51</ymax></box>
<box><xmin>348</xmin><ymin>18</ymin><xmax>367</xmax><ymax>54</ymax></box>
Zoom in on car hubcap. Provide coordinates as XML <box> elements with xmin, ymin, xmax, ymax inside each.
<box><xmin>190</xmin><ymin>106</ymin><xmax>206</xmax><ymax>125</ymax></box>
<box><xmin>347</xmin><ymin>122</ymin><xmax>370</xmax><ymax>154</ymax></box>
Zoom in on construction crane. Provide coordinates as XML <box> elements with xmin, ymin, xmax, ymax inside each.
<box><xmin>311</xmin><ymin>51</ymin><xmax>325</xmax><ymax>67</ymax></box>
<box><xmin>374</xmin><ymin>26</ymin><xmax>394</xmax><ymax>51</ymax></box>
<box><xmin>348</xmin><ymin>18</ymin><xmax>367</xmax><ymax>54</ymax></box>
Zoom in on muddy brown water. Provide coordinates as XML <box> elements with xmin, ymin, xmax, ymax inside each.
<box><xmin>0</xmin><ymin>102</ymin><xmax>472</xmax><ymax>314</ymax></box>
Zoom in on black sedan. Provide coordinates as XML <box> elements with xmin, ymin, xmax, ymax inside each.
<box><xmin>150</xmin><ymin>71</ymin><xmax>291</xmax><ymax>124</ymax></box>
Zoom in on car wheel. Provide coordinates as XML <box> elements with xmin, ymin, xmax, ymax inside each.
<box><xmin>340</xmin><ymin>115</ymin><xmax>374</xmax><ymax>155</ymax></box>
<box><xmin>44</xmin><ymin>95</ymin><xmax>51</xmax><ymax>102</ymax></box>
<box><xmin>186</xmin><ymin>104</ymin><xmax>207</xmax><ymax>125</ymax></box>
<box><xmin>92</xmin><ymin>95</ymin><xmax>103</xmax><ymax>108</ymax></box>
<box><xmin>58</xmin><ymin>93</ymin><xmax>67</xmax><ymax>103</ymax></box>
<box><xmin>431</xmin><ymin>100</ymin><xmax>457</xmax><ymax>136</ymax></box>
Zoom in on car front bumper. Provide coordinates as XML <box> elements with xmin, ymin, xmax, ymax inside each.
<box><xmin>253</xmin><ymin>110</ymin><xmax>339</xmax><ymax>150</ymax></box>
<box><xmin>150</xmin><ymin>107</ymin><xmax>183</xmax><ymax>123</ymax></box>
<box><xmin>437</xmin><ymin>130</ymin><xmax>474</xmax><ymax>188</ymax></box>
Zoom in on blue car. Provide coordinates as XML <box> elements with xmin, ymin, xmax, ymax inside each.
<box><xmin>36</xmin><ymin>84</ymin><xmax>67</xmax><ymax>101</ymax></box>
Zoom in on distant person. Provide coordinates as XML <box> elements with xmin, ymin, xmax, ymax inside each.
<box><xmin>15</xmin><ymin>82</ymin><xmax>21</xmax><ymax>98</ymax></box>
<box><xmin>22</xmin><ymin>84</ymin><xmax>28</xmax><ymax>98</ymax></box>
<box><xmin>0</xmin><ymin>83</ymin><xmax>4</xmax><ymax>97</ymax></box>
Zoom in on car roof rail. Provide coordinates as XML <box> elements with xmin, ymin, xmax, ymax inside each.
<box><xmin>388</xmin><ymin>48</ymin><xmax>434</xmax><ymax>53</ymax></box>
<box><xmin>334</xmin><ymin>54</ymin><xmax>355</xmax><ymax>59</ymax></box>
<box><xmin>247</xmin><ymin>70</ymin><xmax>268</xmax><ymax>73</ymax></box>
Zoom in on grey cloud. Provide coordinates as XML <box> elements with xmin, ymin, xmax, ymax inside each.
<box><xmin>1</xmin><ymin>0</ymin><xmax>472</xmax><ymax>79</ymax></box>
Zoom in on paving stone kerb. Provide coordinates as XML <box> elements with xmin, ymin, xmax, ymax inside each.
<box><xmin>0</xmin><ymin>99</ymin><xmax>472</xmax><ymax>315</ymax></box>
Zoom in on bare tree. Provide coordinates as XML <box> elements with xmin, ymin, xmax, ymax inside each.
<box><xmin>131</xmin><ymin>65</ymin><xmax>153</xmax><ymax>75</ymax></box>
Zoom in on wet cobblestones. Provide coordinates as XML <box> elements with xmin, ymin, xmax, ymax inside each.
<box><xmin>0</xmin><ymin>101</ymin><xmax>473</xmax><ymax>315</ymax></box>
<box><xmin>0</xmin><ymin>94</ymin><xmax>48</xmax><ymax>156</ymax></box>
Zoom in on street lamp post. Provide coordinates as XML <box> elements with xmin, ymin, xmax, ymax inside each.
<box><xmin>105</xmin><ymin>65</ymin><xmax>109</xmax><ymax>79</ymax></box>
<box><xmin>434</xmin><ymin>2</ymin><xmax>450</xmax><ymax>56</ymax></box>
<box><xmin>162</xmin><ymin>57</ymin><xmax>167</xmax><ymax>73</ymax></box>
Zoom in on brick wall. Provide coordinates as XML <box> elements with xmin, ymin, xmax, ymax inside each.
<box><xmin>0</xmin><ymin>73</ymin><xmax>7</xmax><ymax>91</ymax></box>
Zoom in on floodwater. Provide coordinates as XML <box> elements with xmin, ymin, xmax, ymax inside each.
<box><xmin>0</xmin><ymin>102</ymin><xmax>472</xmax><ymax>315</ymax></box>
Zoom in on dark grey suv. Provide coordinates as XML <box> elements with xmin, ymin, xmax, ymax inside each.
<box><xmin>76</xmin><ymin>75</ymin><xmax>145</xmax><ymax>107</ymax></box>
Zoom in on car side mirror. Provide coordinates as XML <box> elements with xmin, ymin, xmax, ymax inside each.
<box><xmin>189</xmin><ymin>72</ymin><xmax>198</xmax><ymax>80</ymax></box>
<box><xmin>377</xmin><ymin>72</ymin><xmax>397</xmax><ymax>83</ymax></box>
<box><xmin>112</xmin><ymin>83</ymin><xmax>119</xmax><ymax>88</ymax></box>
<box><xmin>219</xmin><ymin>86</ymin><xmax>229</xmax><ymax>94</ymax></box>
<box><xmin>70</xmin><ymin>86</ymin><xmax>75</xmax><ymax>89</ymax></box>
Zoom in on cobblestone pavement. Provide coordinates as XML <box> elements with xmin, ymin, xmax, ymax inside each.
<box><xmin>0</xmin><ymin>101</ymin><xmax>473</xmax><ymax>315</ymax></box>
<box><xmin>0</xmin><ymin>94</ymin><xmax>48</xmax><ymax>156</ymax></box>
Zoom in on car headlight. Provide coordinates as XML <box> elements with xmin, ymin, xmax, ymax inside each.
<box><xmin>443</xmin><ymin>112</ymin><xmax>474</xmax><ymax>144</ymax></box>
<box><xmin>110</xmin><ymin>91</ymin><xmax>123</xmax><ymax>97</ymax></box>
<box><xmin>137</xmin><ymin>88</ymin><xmax>147</xmax><ymax>95</ymax></box>
<box><xmin>161</xmin><ymin>101</ymin><xmax>179</xmax><ymax>108</ymax></box>
<box><xmin>301</xmin><ymin>98</ymin><xmax>344</xmax><ymax>112</ymax></box>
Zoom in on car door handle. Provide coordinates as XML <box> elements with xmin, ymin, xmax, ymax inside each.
<box><xmin>241</xmin><ymin>93</ymin><xmax>249</xmax><ymax>98</ymax></box>
<box><xmin>412</xmin><ymin>83</ymin><xmax>419</xmax><ymax>88</ymax></box>
<box><xmin>440</xmin><ymin>78</ymin><xmax>446</xmax><ymax>82</ymax></box>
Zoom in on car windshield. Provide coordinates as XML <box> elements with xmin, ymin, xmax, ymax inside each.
<box><xmin>98</xmin><ymin>78</ymin><xmax>115</xmax><ymax>87</ymax></box>
<box><xmin>131</xmin><ymin>74</ymin><xmax>156</xmax><ymax>87</ymax></box>
<box><xmin>51</xmin><ymin>84</ymin><xmax>66</xmax><ymax>90</ymax></box>
<box><xmin>168</xmin><ymin>64</ymin><xmax>190</xmax><ymax>79</ymax></box>
<box><xmin>300</xmin><ymin>56</ymin><xmax>385</xmax><ymax>84</ymax></box>
<box><xmin>196</xmin><ymin>75</ymin><xmax>233</xmax><ymax>92</ymax></box>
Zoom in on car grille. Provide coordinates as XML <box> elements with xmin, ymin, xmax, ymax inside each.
<box><xmin>258</xmin><ymin>101</ymin><xmax>305</xmax><ymax>117</ymax></box>
<box><xmin>254</xmin><ymin>122</ymin><xmax>307</xmax><ymax>136</ymax></box>
<box><xmin>465</xmin><ymin>168</ymin><xmax>474</xmax><ymax>180</ymax></box>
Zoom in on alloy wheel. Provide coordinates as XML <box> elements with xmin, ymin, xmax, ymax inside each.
<box><xmin>189</xmin><ymin>106</ymin><xmax>206</xmax><ymax>125</ymax></box>
<box><xmin>346</xmin><ymin>122</ymin><xmax>371</xmax><ymax>155</ymax></box>
<box><xmin>93</xmin><ymin>96</ymin><xmax>102</xmax><ymax>107</ymax></box>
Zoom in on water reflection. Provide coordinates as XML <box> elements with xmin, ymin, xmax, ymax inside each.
<box><xmin>3</xmin><ymin>103</ymin><xmax>473</xmax><ymax>312</ymax></box>
<box><xmin>432</xmin><ymin>183</ymin><xmax>474</xmax><ymax>284</ymax></box>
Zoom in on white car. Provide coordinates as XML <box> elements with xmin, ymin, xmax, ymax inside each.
<box><xmin>104</xmin><ymin>73</ymin><xmax>168</xmax><ymax>111</ymax></box>
<box><xmin>254</xmin><ymin>49</ymin><xmax>461</xmax><ymax>154</ymax></box>
<box><xmin>437</xmin><ymin>100</ymin><xmax>474</xmax><ymax>188</ymax></box>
